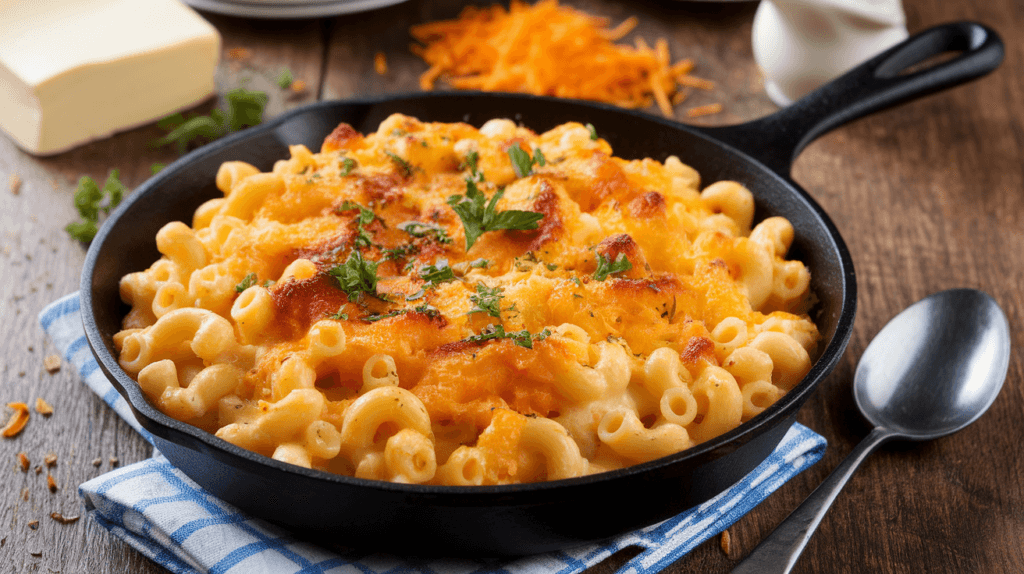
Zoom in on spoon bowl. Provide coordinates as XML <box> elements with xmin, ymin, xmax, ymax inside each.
<box><xmin>855</xmin><ymin>288</ymin><xmax>1010</xmax><ymax>440</ymax></box>
<box><xmin>733</xmin><ymin>288</ymin><xmax>1010</xmax><ymax>574</ymax></box>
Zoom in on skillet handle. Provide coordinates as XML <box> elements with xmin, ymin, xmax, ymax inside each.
<box><xmin>699</xmin><ymin>21</ymin><xmax>1003</xmax><ymax>176</ymax></box>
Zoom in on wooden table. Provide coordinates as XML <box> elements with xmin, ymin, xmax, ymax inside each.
<box><xmin>2</xmin><ymin>0</ymin><xmax>1021</xmax><ymax>572</ymax></box>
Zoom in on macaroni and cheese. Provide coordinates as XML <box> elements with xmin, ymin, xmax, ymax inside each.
<box><xmin>115</xmin><ymin>114</ymin><xmax>819</xmax><ymax>485</ymax></box>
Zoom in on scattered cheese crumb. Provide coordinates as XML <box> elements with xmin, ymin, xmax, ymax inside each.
<box><xmin>374</xmin><ymin>51</ymin><xmax>388</xmax><ymax>75</ymax></box>
<box><xmin>8</xmin><ymin>174</ymin><xmax>21</xmax><ymax>195</ymax></box>
<box><xmin>46</xmin><ymin>473</ymin><xmax>57</xmax><ymax>492</ymax></box>
<box><xmin>410</xmin><ymin>0</ymin><xmax>717</xmax><ymax>118</ymax></box>
<box><xmin>2</xmin><ymin>403</ymin><xmax>30</xmax><ymax>438</ymax></box>
<box><xmin>91</xmin><ymin>457</ymin><xmax>102</xmax><ymax>467</ymax></box>
<box><xmin>43</xmin><ymin>355</ymin><xmax>61</xmax><ymax>374</ymax></box>
<box><xmin>686</xmin><ymin>103</ymin><xmax>724</xmax><ymax>118</ymax></box>
<box><xmin>44</xmin><ymin>453</ymin><xmax>57</xmax><ymax>467</ymax></box>
<box><xmin>290</xmin><ymin>80</ymin><xmax>307</xmax><ymax>94</ymax></box>
<box><xmin>720</xmin><ymin>529</ymin><xmax>732</xmax><ymax>556</ymax></box>
<box><xmin>28</xmin><ymin>520</ymin><xmax>39</xmax><ymax>531</ymax></box>
<box><xmin>17</xmin><ymin>452</ymin><xmax>30</xmax><ymax>472</ymax></box>
<box><xmin>50</xmin><ymin>512</ymin><xmax>80</xmax><ymax>525</ymax></box>
<box><xmin>35</xmin><ymin>397</ymin><xmax>54</xmax><ymax>416</ymax></box>
<box><xmin>109</xmin><ymin>456</ymin><xmax>119</xmax><ymax>467</ymax></box>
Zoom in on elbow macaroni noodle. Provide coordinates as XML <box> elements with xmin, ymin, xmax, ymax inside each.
<box><xmin>116</xmin><ymin>114</ymin><xmax>820</xmax><ymax>485</ymax></box>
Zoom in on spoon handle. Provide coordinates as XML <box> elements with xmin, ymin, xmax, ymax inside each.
<box><xmin>731</xmin><ymin>426</ymin><xmax>896</xmax><ymax>574</ymax></box>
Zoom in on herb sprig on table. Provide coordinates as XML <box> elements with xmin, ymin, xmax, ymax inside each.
<box><xmin>153</xmin><ymin>88</ymin><xmax>269</xmax><ymax>153</ymax></box>
<box><xmin>64</xmin><ymin>170</ymin><xmax>127</xmax><ymax>243</ymax></box>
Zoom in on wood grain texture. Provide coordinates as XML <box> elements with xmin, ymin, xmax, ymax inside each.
<box><xmin>1</xmin><ymin>0</ymin><xmax>1022</xmax><ymax>572</ymax></box>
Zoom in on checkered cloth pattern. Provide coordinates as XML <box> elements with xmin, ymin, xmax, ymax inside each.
<box><xmin>41</xmin><ymin>292</ymin><xmax>826</xmax><ymax>574</ymax></box>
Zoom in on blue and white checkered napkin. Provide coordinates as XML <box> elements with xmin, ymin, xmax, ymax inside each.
<box><xmin>41</xmin><ymin>292</ymin><xmax>827</xmax><ymax>574</ymax></box>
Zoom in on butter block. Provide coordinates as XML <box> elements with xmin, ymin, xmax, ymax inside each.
<box><xmin>0</xmin><ymin>0</ymin><xmax>221</xmax><ymax>155</ymax></box>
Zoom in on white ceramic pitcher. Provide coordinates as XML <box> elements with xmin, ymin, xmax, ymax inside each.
<box><xmin>753</xmin><ymin>0</ymin><xmax>909</xmax><ymax>106</ymax></box>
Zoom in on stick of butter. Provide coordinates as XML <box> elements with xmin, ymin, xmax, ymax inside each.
<box><xmin>0</xmin><ymin>0</ymin><xmax>221</xmax><ymax>156</ymax></box>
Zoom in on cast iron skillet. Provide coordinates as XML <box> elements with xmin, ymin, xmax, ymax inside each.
<box><xmin>81</xmin><ymin>22</ymin><xmax>1002</xmax><ymax>556</ymax></box>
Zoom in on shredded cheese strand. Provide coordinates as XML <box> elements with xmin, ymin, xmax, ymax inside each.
<box><xmin>410</xmin><ymin>0</ymin><xmax>717</xmax><ymax>118</ymax></box>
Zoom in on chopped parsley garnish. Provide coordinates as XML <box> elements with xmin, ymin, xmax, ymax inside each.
<box><xmin>364</xmin><ymin>304</ymin><xmax>440</xmax><ymax>322</ymax></box>
<box><xmin>594</xmin><ymin>253</ymin><xmax>632</xmax><ymax>281</ymax></box>
<box><xmin>545</xmin><ymin>263</ymin><xmax>558</xmax><ymax>271</ymax></box>
<box><xmin>328</xmin><ymin>250</ymin><xmax>379</xmax><ymax>301</ymax></box>
<box><xmin>586</xmin><ymin>123</ymin><xmax>598</xmax><ymax>141</ymax></box>
<box><xmin>461</xmin><ymin>150</ymin><xmax>480</xmax><ymax>174</ymax></box>
<box><xmin>418</xmin><ymin>259</ymin><xmax>457</xmax><ymax>288</ymax></box>
<box><xmin>363</xmin><ymin>309</ymin><xmax>407</xmax><ymax>323</ymax></box>
<box><xmin>276</xmin><ymin>68</ymin><xmax>294</xmax><ymax>89</ymax></box>
<box><xmin>385</xmin><ymin>150</ymin><xmax>414</xmax><ymax>177</ymax></box>
<box><xmin>154</xmin><ymin>88</ymin><xmax>268</xmax><ymax>153</ymax></box>
<box><xmin>339</xmin><ymin>157</ymin><xmax>357</xmax><ymax>176</ymax></box>
<box><xmin>234</xmin><ymin>272</ymin><xmax>257</xmax><ymax>293</ymax></box>
<box><xmin>65</xmin><ymin>170</ymin><xmax>127</xmax><ymax>243</ymax></box>
<box><xmin>533</xmin><ymin>147</ymin><xmax>547</xmax><ymax>167</ymax></box>
<box><xmin>446</xmin><ymin>178</ymin><xmax>544</xmax><ymax>251</ymax></box>
<box><xmin>507</xmin><ymin>144</ymin><xmax>539</xmax><ymax>178</ymax></box>
<box><xmin>465</xmin><ymin>325</ymin><xmax>552</xmax><ymax>349</ymax></box>
<box><xmin>398</xmin><ymin>221</ymin><xmax>453</xmax><ymax>244</ymax></box>
<box><xmin>151</xmin><ymin>163</ymin><xmax>166</xmax><ymax>175</ymax></box>
<box><xmin>382</xmin><ymin>243</ymin><xmax>420</xmax><ymax>261</ymax></box>
<box><xmin>468</xmin><ymin>283</ymin><xmax>504</xmax><ymax>318</ymax></box>
<box><xmin>469</xmin><ymin>258</ymin><xmax>490</xmax><ymax>269</ymax></box>
<box><xmin>328</xmin><ymin>309</ymin><xmax>349</xmax><ymax>320</ymax></box>
<box><xmin>338</xmin><ymin>200</ymin><xmax>378</xmax><ymax>226</ymax></box>
<box><xmin>337</xmin><ymin>200</ymin><xmax>381</xmax><ymax>249</ymax></box>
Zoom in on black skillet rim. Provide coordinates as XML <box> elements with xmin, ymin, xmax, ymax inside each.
<box><xmin>81</xmin><ymin>91</ymin><xmax>856</xmax><ymax>499</ymax></box>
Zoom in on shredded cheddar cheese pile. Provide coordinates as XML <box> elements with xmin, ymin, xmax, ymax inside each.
<box><xmin>410</xmin><ymin>0</ymin><xmax>716</xmax><ymax>118</ymax></box>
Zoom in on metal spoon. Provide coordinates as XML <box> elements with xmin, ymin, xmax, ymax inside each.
<box><xmin>732</xmin><ymin>288</ymin><xmax>1010</xmax><ymax>574</ymax></box>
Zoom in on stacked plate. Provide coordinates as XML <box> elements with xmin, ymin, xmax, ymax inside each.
<box><xmin>183</xmin><ymin>0</ymin><xmax>409</xmax><ymax>19</ymax></box>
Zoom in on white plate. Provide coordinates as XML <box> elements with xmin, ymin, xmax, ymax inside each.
<box><xmin>184</xmin><ymin>0</ymin><xmax>409</xmax><ymax>19</ymax></box>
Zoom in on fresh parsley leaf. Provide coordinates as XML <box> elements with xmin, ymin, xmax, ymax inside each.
<box><xmin>364</xmin><ymin>303</ymin><xmax>440</xmax><ymax>323</ymax></box>
<box><xmin>276</xmin><ymin>68</ymin><xmax>294</xmax><ymax>89</ymax></box>
<box><xmin>594</xmin><ymin>252</ymin><xmax>632</xmax><ymax>281</ymax></box>
<box><xmin>364</xmin><ymin>309</ymin><xmax>407</xmax><ymax>322</ymax></box>
<box><xmin>507</xmin><ymin>145</ymin><xmax>535</xmax><ymax>178</ymax></box>
<box><xmin>468</xmin><ymin>283</ymin><xmax>504</xmax><ymax>318</ymax></box>
<box><xmin>64</xmin><ymin>220</ymin><xmax>98</xmax><ymax>243</ymax></box>
<box><xmin>571</xmin><ymin>276</ymin><xmax>583</xmax><ymax>287</ymax></box>
<box><xmin>328</xmin><ymin>250</ymin><xmax>379</xmax><ymax>301</ymax></box>
<box><xmin>586</xmin><ymin>123</ymin><xmax>598</xmax><ymax>140</ymax></box>
<box><xmin>339</xmin><ymin>157</ymin><xmax>357</xmax><ymax>176</ymax></box>
<box><xmin>462</xmin><ymin>150</ymin><xmax>479</xmax><ymax>172</ymax></box>
<box><xmin>338</xmin><ymin>200</ymin><xmax>378</xmax><ymax>226</ymax></box>
<box><xmin>235</xmin><ymin>272</ymin><xmax>257</xmax><ymax>293</ymax></box>
<box><xmin>151</xmin><ymin>163</ymin><xmax>166</xmax><ymax>175</ymax></box>
<box><xmin>223</xmin><ymin>88</ymin><xmax>268</xmax><ymax>132</ymax></box>
<box><xmin>419</xmin><ymin>259</ymin><xmax>457</xmax><ymax>288</ymax></box>
<box><xmin>153</xmin><ymin>88</ymin><xmax>267</xmax><ymax>153</ymax></box>
<box><xmin>382</xmin><ymin>243</ymin><xmax>419</xmax><ymax>261</ymax></box>
<box><xmin>329</xmin><ymin>310</ymin><xmax>349</xmax><ymax>320</ymax></box>
<box><xmin>446</xmin><ymin>184</ymin><xmax>544</xmax><ymax>251</ymax></box>
<box><xmin>545</xmin><ymin>263</ymin><xmax>558</xmax><ymax>271</ymax></box>
<box><xmin>469</xmin><ymin>258</ymin><xmax>490</xmax><ymax>269</ymax></box>
<box><xmin>533</xmin><ymin>147</ymin><xmax>547</xmax><ymax>167</ymax></box>
<box><xmin>398</xmin><ymin>221</ymin><xmax>453</xmax><ymax>244</ymax></box>
<box><xmin>385</xmin><ymin>150</ymin><xmax>414</xmax><ymax>177</ymax></box>
<box><xmin>65</xmin><ymin>170</ymin><xmax>127</xmax><ymax>243</ymax></box>
<box><xmin>414</xmin><ymin>303</ymin><xmax>441</xmax><ymax>318</ymax></box>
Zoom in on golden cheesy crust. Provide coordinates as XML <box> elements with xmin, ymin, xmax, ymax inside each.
<box><xmin>116</xmin><ymin>114</ymin><xmax>819</xmax><ymax>485</ymax></box>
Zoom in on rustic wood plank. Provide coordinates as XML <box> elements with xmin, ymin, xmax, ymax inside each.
<box><xmin>2</xmin><ymin>0</ymin><xmax>1023</xmax><ymax>572</ymax></box>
